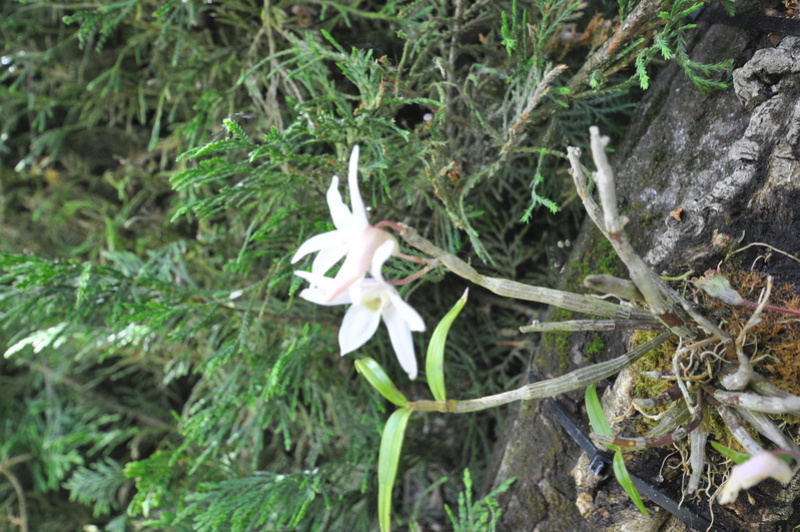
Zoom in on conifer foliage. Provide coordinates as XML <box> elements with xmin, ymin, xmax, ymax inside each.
<box><xmin>1</xmin><ymin>0</ymin><xmax>732</xmax><ymax>529</ymax></box>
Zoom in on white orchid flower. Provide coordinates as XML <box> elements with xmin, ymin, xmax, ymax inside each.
<box><xmin>294</xmin><ymin>240</ymin><xmax>425</xmax><ymax>379</ymax></box>
<box><xmin>717</xmin><ymin>450</ymin><xmax>795</xmax><ymax>505</ymax></box>
<box><xmin>291</xmin><ymin>145</ymin><xmax>398</xmax><ymax>302</ymax></box>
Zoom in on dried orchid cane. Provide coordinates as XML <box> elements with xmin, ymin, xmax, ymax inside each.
<box><xmin>407</xmin><ymin>332</ymin><xmax>672</xmax><ymax>413</ymax></box>
<box><xmin>708</xmin><ymin>398</ymin><xmax>764</xmax><ymax>456</ymax></box>
<box><xmin>566</xmin><ymin>127</ymin><xmax>731</xmax><ymax>349</ymax></box>
<box><xmin>687</xmin><ymin>424</ymin><xmax>710</xmax><ymax>494</ymax></box>
<box><xmin>736</xmin><ymin>408</ymin><xmax>800</xmax><ymax>456</ymax></box>
<box><xmin>398</xmin><ymin>224</ymin><xmax>659</xmax><ymax>324</ymax></box>
<box><xmin>592</xmin><ymin>391</ymin><xmax>705</xmax><ymax>452</ymax></box>
<box><xmin>719</xmin><ymin>276</ymin><xmax>773</xmax><ymax>390</ymax></box>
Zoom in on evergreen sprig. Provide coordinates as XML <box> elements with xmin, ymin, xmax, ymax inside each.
<box><xmin>0</xmin><ymin>1</ymin><xmax>745</xmax><ymax>529</ymax></box>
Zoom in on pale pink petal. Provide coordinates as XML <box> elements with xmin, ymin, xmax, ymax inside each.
<box><xmin>718</xmin><ymin>451</ymin><xmax>794</xmax><ymax>505</ymax></box>
<box><xmin>347</xmin><ymin>146</ymin><xmax>370</xmax><ymax>229</ymax></box>
<box><xmin>382</xmin><ymin>304</ymin><xmax>418</xmax><ymax>379</ymax></box>
<box><xmin>326</xmin><ymin>176</ymin><xmax>354</xmax><ymax>229</ymax></box>
<box><xmin>339</xmin><ymin>303</ymin><xmax>381</xmax><ymax>354</ymax></box>
<box><xmin>325</xmin><ymin>228</ymin><xmax>393</xmax><ymax>302</ymax></box>
<box><xmin>298</xmin><ymin>286</ymin><xmax>336</xmax><ymax>305</ymax></box>
<box><xmin>326</xmin><ymin>251</ymin><xmax>370</xmax><ymax>302</ymax></box>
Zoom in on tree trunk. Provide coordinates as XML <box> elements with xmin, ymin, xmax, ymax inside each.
<box><xmin>488</xmin><ymin>18</ymin><xmax>800</xmax><ymax>532</ymax></box>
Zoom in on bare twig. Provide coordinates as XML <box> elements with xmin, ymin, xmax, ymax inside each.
<box><xmin>633</xmin><ymin>383</ymin><xmax>683</xmax><ymax>409</ymax></box>
<box><xmin>647</xmin><ymin>401</ymin><xmax>691</xmax><ymax>438</ymax></box>
<box><xmin>583</xmin><ymin>274</ymin><xmax>645</xmax><ymax>303</ymax></box>
<box><xmin>730</xmin><ymin>241</ymin><xmax>800</xmax><ymax>265</ymax></box>
<box><xmin>592</xmin><ymin>392</ymin><xmax>703</xmax><ymax>452</ymax></box>
<box><xmin>737</xmin><ymin>408</ymin><xmax>800</xmax><ymax>456</ymax></box>
<box><xmin>0</xmin><ymin>463</ymin><xmax>28</xmax><ymax>532</ymax></box>
<box><xmin>502</xmin><ymin>64</ymin><xmax>568</xmax><ymax>151</ymax></box>
<box><xmin>711</xmin><ymin>389</ymin><xmax>800</xmax><ymax>414</ymax></box>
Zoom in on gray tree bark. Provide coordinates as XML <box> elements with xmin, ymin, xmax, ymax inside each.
<box><xmin>488</xmin><ymin>19</ymin><xmax>800</xmax><ymax>532</ymax></box>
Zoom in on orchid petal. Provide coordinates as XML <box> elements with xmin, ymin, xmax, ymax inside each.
<box><xmin>292</xmin><ymin>230</ymin><xmax>340</xmax><ymax>264</ymax></box>
<box><xmin>298</xmin><ymin>287</ymin><xmax>343</xmax><ymax>306</ymax></box>
<box><xmin>295</xmin><ymin>272</ymin><xmax>353</xmax><ymax>305</ymax></box>
<box><xmin>370</xmin><ymin>237</ymin><xmax>398</xmax><ymax>281</ymax></box>
<box><xmin>326</xmin><ymin>176</ymin><xmax>354</xmax><ymax>229</ymax></box>
<box><xmin>310</xmin><ymin>233</ymin><xmax>350</xmax><ymax>276</ymax></box>
<box><xmin>339</xmin><ymin>303</ymin><xmax>381</xmax><ymax>354</ymax></box>
<box><xmin>297</xmin><ymin>286</ymin><xmax>352</xmax><ymax>306</ymax></box>
<box><xmin>387</xmin><ymin>291</ymin><xmax>426</xmax><ymax>332</ymax></box>
<box><xmin>326</xmin><ymin>229</ymin><xmax>394</xmax><ymax>302</ymax></box>
<box><xmin>718</xmin><ymin>451</ymin><xmax>794</xmax><ymax>505</ymax></box>
<box><xmin>326</xmin><ymin>255</ymin><xmax>368</xmax><ymax>302</ymax></box>
<box><xmin>382</xmin><ymin>304</ymin><xmax>418</xmax><ymax>379</ymax></box>
<box><xmin>348</xmin><ymin>146</ymin><xmax>370</xmax><ymax>229</ymax></box>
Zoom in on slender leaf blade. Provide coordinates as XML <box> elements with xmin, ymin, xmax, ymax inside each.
<box><xmin>355</xmin><ymin>357</ymin><xmax>408</xmax><ymax>407</ymax></box>
<box><xmin>710</xmin><ymin>441</ymin><xmax>750</xmax><ymax>464</ymax></box>
<box><xmin>378</xmin><ymin>408</ymin><xmax>413</xmax><ymax>532</ymax></box>
<box><xmin>585</xmin><ymin>383</ymin><xmax>617</xmax><ymax>449</ymax></box>
<box><xmin>426</xmin><ymin>288</ymin><xmax>468</xmax><ymax>402</ymax></box>
<box><xmin>612</xmin><ymin>451</ymin><xmax>649</xmax><ymax>516</ymax></box>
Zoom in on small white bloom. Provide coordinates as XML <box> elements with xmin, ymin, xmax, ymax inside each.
<box><xmin>717</xmin><ymin>451</ymin><xmax>794</xmax><ymax>505</ymax></box>
<box><xmin>291</xmin><ymin>146</ymin><xmax>397</xmax><ymax>301</ymax></box>
<box><xmin>294</xmin><ymin>241</ymin><xmax>425</xmax><ymax>379</ymax></box>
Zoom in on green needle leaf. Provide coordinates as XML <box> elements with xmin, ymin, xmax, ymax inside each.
<box><xmin>426</xmin><ymin>288</ymin><xmax>469</xmax><ymax>402</ymax></box>
<box><xmin>355</xmin><ymin>357</ymin><xmax>408</xmax><ymax>407</ymax></box>
<box><xmin>378</xmin><ymin>408</ymin><xmax>413</xmax><ymax>532</ymax></box>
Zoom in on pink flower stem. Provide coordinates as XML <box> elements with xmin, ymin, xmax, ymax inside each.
<box><xmin>397</xmin><ymin>252</ymin><xmax>426</xmax><ymax>264</ymax></box>
<box><xmin>389</xmin><ymin>266</ymin><xmax>432</xmax><ymax>286</ymax></box>
<box><xmin>739</xmin><ymin>299</ymin><xmax>800</xmax><ymax>316</ymax></box>
<box><xmin>375</xmin><ymin>220</ymin><xmax>405</xmax><ymax>232</ymax></box>
<box><xmin>387</xmin><ymin>258</ymin><xmax>441</xmax><ymax>287</ymax></box>
<box><xmin>377</xmin><ymin>220</ymin><xmax>429</xmax><ymax>264</ymax></box>
<box><xmin>377</xmin><ymin>219</ymin><xmax>444</xmax><ymax>285</ymax></box>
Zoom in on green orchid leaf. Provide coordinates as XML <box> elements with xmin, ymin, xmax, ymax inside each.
<box><xmin>585</xmin><ymin>383</ymin><xmax>617</xmax><ymax>449</ymax></box>
<box><xmin>710</xmin><ymin>441</ymin><xmax>750</xmax><ymax>464</ymax></box>
<box><xmin>587</xmin><ymin>384</ymin><xmax>648</xmax><ymax>515</ymax></box>
<box><xmin>613</xmin><ymin>451</ymin><xmax>649</xmax><ymax>517</ymax></box>
<box><xmin>355</xmin><ymin>357</ymin><xmax>408</xmax><ymax>407</ymax></box>
<box><xmin>378</xmin><ymin>408</ymin><xmax>413</xmax><ymax>532</ymax></box>
<box><xmin>426</xmin><ymin>288</ymin><xmax>469</xmax><ymax>402</ymax></box>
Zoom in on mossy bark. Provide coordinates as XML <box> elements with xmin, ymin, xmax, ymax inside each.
<box><xmin>489</xmin><ymin>18</ymin><xmax>800</xmax><ymax>532</ymax></box>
